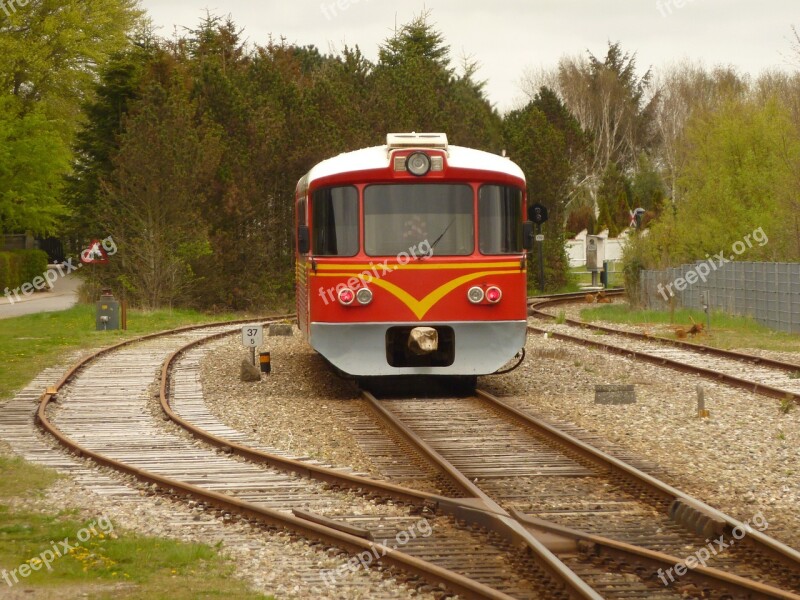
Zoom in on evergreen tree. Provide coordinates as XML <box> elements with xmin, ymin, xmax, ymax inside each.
<box><xmin>64</xmin><ymin>35</ymin><xmax>158</xmax><ymax>245</ymax></box>
<box><xmin>595</xmin><ymin>162</ymin><xmax>631</xmax><ymax>236</ymax></box>
<box><xmin>503</xmin><ymin>102</ymin><xmax>572</xmax><ymax>290</ymax></box>
<box><xmin>371</xmin><ymin>13</ymin><xmax>501</xmax><ymax>150</ymax></box>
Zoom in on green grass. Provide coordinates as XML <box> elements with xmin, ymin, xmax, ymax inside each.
<box><xmin>0</xmin><ymin>304</ymin><xmax>251</xmax><ymax>401</ymax></box>
<box><xmin>569</xmin><ymin>263</ymin><xmax>624</xmax><ymax>287</ymax></box>
<box><xmin>0</xmin><ymin>455</ymin><xmax>60</xmax><ymax>499</ymax></box>
<box><xmin>0</xmin><ymin>451</ymin><xmax>271</xmax><ymax>598</ymax></box>
<box><xmin>0</xmin><ymin>306</ymin><xmax>280</xmax><ymax>598</ymax></box>
<box><xmin>528</xmin><ymin>263</ymin><xmax>623</xmax><ymax>296</ymax></box>
<box><xmin>580</xmin><ymin>303</ymin><xmax>800</xmax><ymax>352</ymax></box>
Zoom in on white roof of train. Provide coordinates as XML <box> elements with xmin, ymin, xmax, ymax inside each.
<box><xmin>306</xmin><ymin>140</ymin><xmax>526</xmax><ymax>184</ymax></box>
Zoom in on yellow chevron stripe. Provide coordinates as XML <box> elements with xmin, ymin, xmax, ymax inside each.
<box><xmin>315</xmin><ymin>270</ymin><xmax>519</xmax><ymax>319</ymax></box>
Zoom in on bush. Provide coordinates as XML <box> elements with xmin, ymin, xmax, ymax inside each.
<box><xmin>621</xmin><ymin>234</ymin><xmax>650</xmax><ymax>307</ymax></box>
<box><xmin>565</xmin><ymin>205</ymin><xmax>595</xmax><ymax>238</ymax></box>
<box><xmin>0</xmin><ymin>250</ymin><xmax>49</xmax><ymax>292</ymax></box>
<box><xmin>13</xmin><ymin>249</ymin><xmax>48</xmax><ymax>286</ymax></box>
<box><xmin>0</xmin><ymin>253</ymin><xmax>10</xmax><ymax>290</ymax></box>
<box><xmin>0</xmin><ymin>252</ymin><xmax>21</xmax><ymax>291</ymax></box>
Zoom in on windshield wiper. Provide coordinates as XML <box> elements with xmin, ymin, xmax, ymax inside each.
<box><xmin>428</xmin><ymin>219</ymin><xmax>455</xmax><ymax>253</ymax></box>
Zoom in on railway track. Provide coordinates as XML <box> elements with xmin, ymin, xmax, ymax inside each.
<box><xmin>150</xmin><ymin>318</ymin><xmax>800</xmax><ymax>597</ymax></box>
<box><xmin>29</xmin><ymin>319</ymin><xmax>600</xmax><ymax>599</ymax></box>
<box><xmin>529</xmin><ymin>291</ymin><xmax>800</xmax><ymax>404</ymax></box>
<box><xmin>12</xmin><ymin>309</ymin><xmax>800</xmax><ymax>598</ymax></box>
<box><xmin>362</xmin><ymin>388</ymin><xmax>800</xmax><ymax>599</ymax></box>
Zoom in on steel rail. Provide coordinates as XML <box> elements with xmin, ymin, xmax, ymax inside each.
<box><xmin>159</xmin><ymin>327</ymin><xmax>448</xmax><ymax>505</ymax></box>
<box><xmin>511</xmin><ymin>510</ymin><xmax>800</xmax><ymax>600</ymax></box>
<box><xmin>361</xmin><ymin>390</ymin><xmax>605</xmax><ymax>600</ymax></box>
<box><xmin>527</xmin><ymin>322</ymin><xmax>800</xmax><ymax>404</ymax></box>
<box><xmin>46</xmin><ymin>316</ymin><xmax>293</xmax><ymax>391</ymax></box>
<box><xmin>474</xmin><ymin>389</ymin><xmax>800</xmax><ymax>583</ymax></box>
<box><xmin>34</xmin><ymin>320</ymin><xmax>518</xmax><ymax>600</ymax></box>
<box><xmin>88</xmin><ymin>314</ymin><xmax>800</xmax><ymax>598</ymax></box>
<box><xmin>527</xmin><ymin>289</ymin><xmax>626</xmax><ymax>304</ymax></box>
<box><xmin>161</xmin><ymin>329</ymin><xmax>613</xmax><ymax>596</ymax></box>
<box><xmin>530</xmin><ymin>295</ymin><xmax>800</xmax><ymax>376</ymax></box>
<box><xmin>365</xmin><ymin>386</ymin><xmax>800</xmax><ymax>598</ymax></box>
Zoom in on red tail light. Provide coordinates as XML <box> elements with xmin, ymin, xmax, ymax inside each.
<box><xmin>338</xmin><ymin>288</ymin><xmax>355</xmax><ymax>305</ymax></box>
<box><xmin>485</xmin><ymin>286</ymin><xmax>502</xmax><ymax>303</ymax></box>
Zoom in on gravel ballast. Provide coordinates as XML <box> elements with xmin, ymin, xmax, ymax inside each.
<box><xmin>200</xmin><ymin>331</ymin><xmax>382</xmax><ymax>477</ymax></box>
<box><xmin>200</xmin><ymin>321</ymin><xmax>800</xmax><ymax>553</ymax></box>
<box><xmin>485</xmin><ymin>324</ymin><xmax>800</xmax><ymax>549</ymax></box>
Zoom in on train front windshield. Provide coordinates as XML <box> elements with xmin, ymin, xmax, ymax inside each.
<box><xmin>364</xmin><ymin>184</ymin><xmax>474</xmax><ymax>256</ymax></box>
<box><xmin>310</xmin><ymin>183</ymin><xmax>525</xmax><ymax>258</ymax></box>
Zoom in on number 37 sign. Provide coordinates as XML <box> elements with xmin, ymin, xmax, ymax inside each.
<box><xmin>241</xmin><ymin>325</ymin><xmax>264</xmax><ymax>348</ymax></box>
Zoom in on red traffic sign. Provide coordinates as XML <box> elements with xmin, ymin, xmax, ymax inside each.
<box><xmin>80</xmin><ymin>240</ymin><xmax>110</xmax><ymax>264</ymax></box>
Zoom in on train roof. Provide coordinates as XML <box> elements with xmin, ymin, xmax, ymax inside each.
<box><xmin>305</xmin><ymin>142</ymin><xmax>526</xmax><ymax>185</ymax></box>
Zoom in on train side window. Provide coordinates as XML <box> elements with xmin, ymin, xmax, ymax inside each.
<box><xmin>298</xmin><ymin>197</ymin><xmax>307</xmax><ymax>227</ymax></box>
<box><xmin>479</xmin><ymin>185</ymin><xmax>524</xmax><ymax>254</ymax></box>
<box><xmin>297</xmin><ymin>197</ymin><xmax>309</xmax><ymax>254</ymax></box>
<box><xmin>311</xmin><ymin>186</ymin><xmax>359</xmax><ymax>256</ymax></box>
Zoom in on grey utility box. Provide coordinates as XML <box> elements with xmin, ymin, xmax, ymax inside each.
<box><xmin>96</xmin><ymin>290</ymin><xmax>120</xmax><ymax>330</ymax></box>
<box><xmin>586</xmin><ymin>235</ymin><xmax>605</xmax><ymax>271</ymax></box>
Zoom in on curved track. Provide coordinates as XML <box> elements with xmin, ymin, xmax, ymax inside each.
<box><xmin>33</xmin><ymin>319</ymin><xmax>588</xmax><ymax>599</ymax></box>
<box><xmin>29</xmin><ymin>310</ymin><xmax>800</xmax><ymax>598</ymax></box>
<box><xmin>529</xmin><ymin>292</ymin><xmax>800</xmax><ymax>404</ymax></box>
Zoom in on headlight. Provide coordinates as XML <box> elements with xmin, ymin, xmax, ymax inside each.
<box><xmin>467</xmin><ymin>286</ymin><xmax>484</xmax><ymax>304</ymax></box>
<box><xmin>356</xmin><ymin>288</ymin><xmax>373</xmax><ymax>305</ymax></box>
<box><xmin>406</xmin><ymin>152</ymin><xmax>431</xmax><ymax>177</ymax></box>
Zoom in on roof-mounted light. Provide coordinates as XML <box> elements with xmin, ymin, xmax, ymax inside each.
<box><xmin>406</xmin><ymin>152</ymin><xmax>431</xmax><ymax>177</ymax></box>
<box><xmin>386</xmin><ymin>132</ymin><xmax>448</xmax><ymax>151</ymax></box>
<box><xmin>394</xmin><ymin>153</ymin><xmax>444</xmax><ymax>173</ymax></box>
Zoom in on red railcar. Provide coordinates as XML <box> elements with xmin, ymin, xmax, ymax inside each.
<box><xmin>295</xmin><ymin>133</ymin><xmax>531</xmax><ymax>380</ymax></box>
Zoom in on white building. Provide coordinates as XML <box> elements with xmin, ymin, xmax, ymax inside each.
<box><xmin>566</xmin><ymin>229</ymin><xmax>630</xmax><ymax>267</ymax></box>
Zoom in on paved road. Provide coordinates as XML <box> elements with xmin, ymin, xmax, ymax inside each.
<box><xmin>0</xmin><ymin>268</ymin><xmax>80</xmax><ymax>320</ymax></box>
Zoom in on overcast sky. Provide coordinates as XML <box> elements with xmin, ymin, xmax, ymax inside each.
<box><xmin>140</xmin><ymin>0</ymin><xmax>798</xmax><ymax>112</ymax></box>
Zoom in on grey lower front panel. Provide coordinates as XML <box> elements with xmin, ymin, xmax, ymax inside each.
<box><xmin>309</xmin><ymin>321</ymin><xmax>527</xmax><ymax>376</ymax></box>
